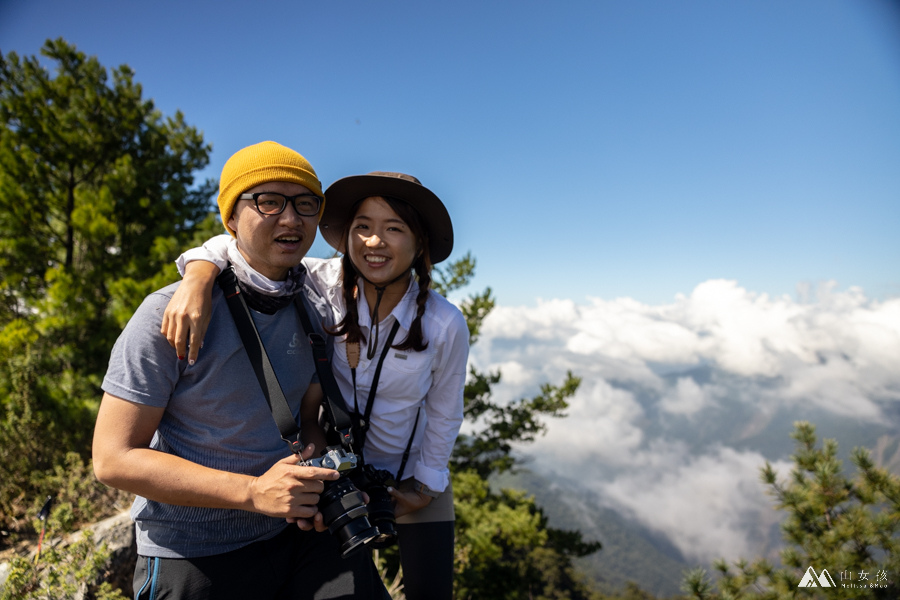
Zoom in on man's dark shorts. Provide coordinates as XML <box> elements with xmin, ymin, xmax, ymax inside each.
<box><xmin>133</xmin><ymin>525</ymin><xmax>389</xmax><ymax>600</ymax></box>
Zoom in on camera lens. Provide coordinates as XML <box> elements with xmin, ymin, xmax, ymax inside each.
<box><xmin>318</xmin><ymin>478</ymin><xmax>379</xmax><ymax>558</ymax></box>
<box><xmin>364</xmin><ymin>485</ymin><xmax>398</xmax><ymax>548</ymax></box>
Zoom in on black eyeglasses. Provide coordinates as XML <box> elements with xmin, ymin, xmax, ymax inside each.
<box><xmin>239</xmin><ymin>192</ymin><xmax>322</xmax><ymax>217</ymax></box>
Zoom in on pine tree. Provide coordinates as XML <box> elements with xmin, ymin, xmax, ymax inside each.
<box><xmin>0</xmin><ymin>38</ymin><xmax>218</xmax><ymax>531</ymax></box>
<box><xmin>683</xmin><ymin>421</ymin><xmax>900</xmax><ymax>599</ymax></box>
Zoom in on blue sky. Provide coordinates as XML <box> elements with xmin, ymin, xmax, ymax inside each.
<box><xmin>2</xmin><ymin>0</ymin><xmax>898</xmax><ymax>307</ymax></box>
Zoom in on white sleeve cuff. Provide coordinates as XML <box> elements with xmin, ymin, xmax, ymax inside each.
<box><xmin>175</xmin><ymin>236</ymin><xmax>231</xmax><ymax>276</ymax></box>
<box><xmin>412</xmin><ymin>464</ymin><xmax>449</xmax><ymax>493</ymax></box>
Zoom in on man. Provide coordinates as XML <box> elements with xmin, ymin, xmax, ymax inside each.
<box><xmin>93</xmin><ymin>141</ymin><xmax>388</xmax><ymax>599</ymax></box>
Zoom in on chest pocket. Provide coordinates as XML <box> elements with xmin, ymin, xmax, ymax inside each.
<box><xmin>381</xmin><ymin>348</ymin><xmax>436</xmax><ymax>403</ymax></box>
<box><xmin>385</xmin><ymin>348</ymin><xmax>434</xmax><ymax>375</ymax></box>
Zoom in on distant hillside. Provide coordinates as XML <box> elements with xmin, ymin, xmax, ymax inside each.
<box><xmin>494</xmin><ymin>470</ymin><xmax>692</xmax><ymax>598</ymax></box>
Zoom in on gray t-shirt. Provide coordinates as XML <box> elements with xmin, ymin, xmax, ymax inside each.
<box><xmin>101</xmin><ymin>280</ymin><xmax>332</xmax><ymax>558</ymax></box>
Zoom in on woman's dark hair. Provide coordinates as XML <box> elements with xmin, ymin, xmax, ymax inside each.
<box><xmin>331</xmin><ymin>196</ymin><xmax>432</xmax><ymax>352</ymax></box>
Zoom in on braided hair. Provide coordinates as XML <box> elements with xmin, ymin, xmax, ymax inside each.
<box><xmin>330</xmin><ymin>196</ymin><xmax>433</xmax><ymax>352</ymax></box>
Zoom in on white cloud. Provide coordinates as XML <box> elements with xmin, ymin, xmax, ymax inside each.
<box><xmin>566</xmin><ymin>296</ymin><xmax>700</xmax><ymax>365</ymax></box>
<box><xmin>490</xmin><ymin>360</ymin><xmax>532</xmax><ymax>386</ymax></box>
<box><xmin>469</xmin><ymin>279</ymin><xmax>900</xmax><ymax>563</ymax></box>
<box><xmin>596</xmin><ymin>447</ymin><xmax>790</xmax><ymax>562</ymax></box>
<box><xmin>472</xmin><ymin>279</ymin><xmax>900</xmax><ymax>419</ymax></box>
<box><xmin>535</xmin><ymin>379</ymin><xmax>645</xmax><ymax>464</ymax></box>
<box><xmin>659</xmin><ymin>377</ymin><xmax>713</xmax><ymax>416</ymax></box>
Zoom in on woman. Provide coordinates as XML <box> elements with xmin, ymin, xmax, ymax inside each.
<box><xmin>163</xmin><ymin>172</ymin><xmax>467</xmax><ymax>600</ymax></box>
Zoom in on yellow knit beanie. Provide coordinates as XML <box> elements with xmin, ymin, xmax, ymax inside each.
<box><xmin>217</xmin><ymin>141</ymin><xmax>324</xmax><ymax>236</ymax></box>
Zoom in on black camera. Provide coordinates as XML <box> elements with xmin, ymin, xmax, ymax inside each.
<box><xmin>351</xmin><ymin>464</ymin><xmax>398</xmax><ymax>548</ymax></box>
<box><xmin>303</xmin><ymin>447</ymin><xmax>379</xmax><ymax>558</ymax></box>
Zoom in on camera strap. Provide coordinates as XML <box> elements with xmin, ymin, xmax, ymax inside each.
<box><xmin>350</xmin><ymin>320</ymin><xmax>400</xmax><ymax>451</ymax></box>
<box><xmin>395</xmin><ymin>406</ymin><xmax>420</xmax><ymax>482</ymax></box>
<box><xmin>218</xmin><ymin>267</ymin><xmax>357</xmax><ymax>456</ymax></box>
<box><xmin>291</xmin><ymin>295</ymin><xmax>357</xmax><ymax>454</ymax></box>
<box><xmin>348</xmin><ymin>318</ymin><xmax>421</xmax><ymax>482</ymax></box>
<box><xmin>217</xmin><ymin>267</ymin><xmax>304</xmax><ymax>455</ymax></box>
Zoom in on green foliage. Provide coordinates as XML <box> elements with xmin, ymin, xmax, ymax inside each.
<box><xmin>0</xmin><ymin>349</ymin><xmax>96</xmax><ymax>528</ymax></box>
<box><xmin>433</xmin><ymin>251</ymin><xmax>495</xmax><ymax>345</ymax></box>
<box><xmin>34</xmin><ymin>453</ymin><xmax>130</xmax><ymax>531</ymax></box>
<box><xmin>0</xmin><ymin>38</ymin><xmax>214</xmax><ymax>532</ymax></box>
<box><xmin>0</xmin><ymin>530</ymin><xmax>127</xmax><ymax>600</ymax></box>
<box><xmin>453</xmin><ymin>470</ymin><xmax>603</xmax><ymax>600</ymax></box>
<box><xmin>433</xmin><ymin>251</ymin><xmax>476</xmax><ymax>298</ymax></box>
<box><xmin>682</xmin><ymin>421</ymin><xmax>900</xmax><ymax>599</ymax></box>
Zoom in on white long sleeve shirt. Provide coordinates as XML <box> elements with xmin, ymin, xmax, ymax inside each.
<box><xmin>178</xmin><ymin>236</ymin><xmax>468</xmax><ymax>492</ymax></box>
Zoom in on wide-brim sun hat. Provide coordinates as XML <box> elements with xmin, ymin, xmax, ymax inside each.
<box><xmin>320</xmin><ymin>172</ymin><xmax>453</xmax><ymax>264</ymax></box>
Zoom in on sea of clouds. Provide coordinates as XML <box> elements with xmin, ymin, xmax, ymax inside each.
<box><xmin>467</xmin><ymin>279</ymin><xmax>900</xmax><ymax>563</ymax></box>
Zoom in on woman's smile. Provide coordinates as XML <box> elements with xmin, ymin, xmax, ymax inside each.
<box><xmin>349</xmin><ymin>197</ymin><xmax>418</xmax><ymax>287</ymax></box>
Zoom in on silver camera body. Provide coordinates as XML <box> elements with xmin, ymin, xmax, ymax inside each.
<box><xmin>303</xmin><ymin>446</ymin><xmax>358</xmax><ymax>474</ymax></box>
<box><xmin>299</xmin><ymin>445</ymin><xmax>378</xmax><ymax>557</ymax></box>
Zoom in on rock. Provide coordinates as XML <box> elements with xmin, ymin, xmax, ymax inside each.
<box><xmin>86</xmin><ymin>510</ymin><xmax>136</xmax><ymax>595</ymax></box>
<box><xmin>0</xmin><ymin>561</ymin><xmax>10</xmax><ymax>592</ymax></box>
